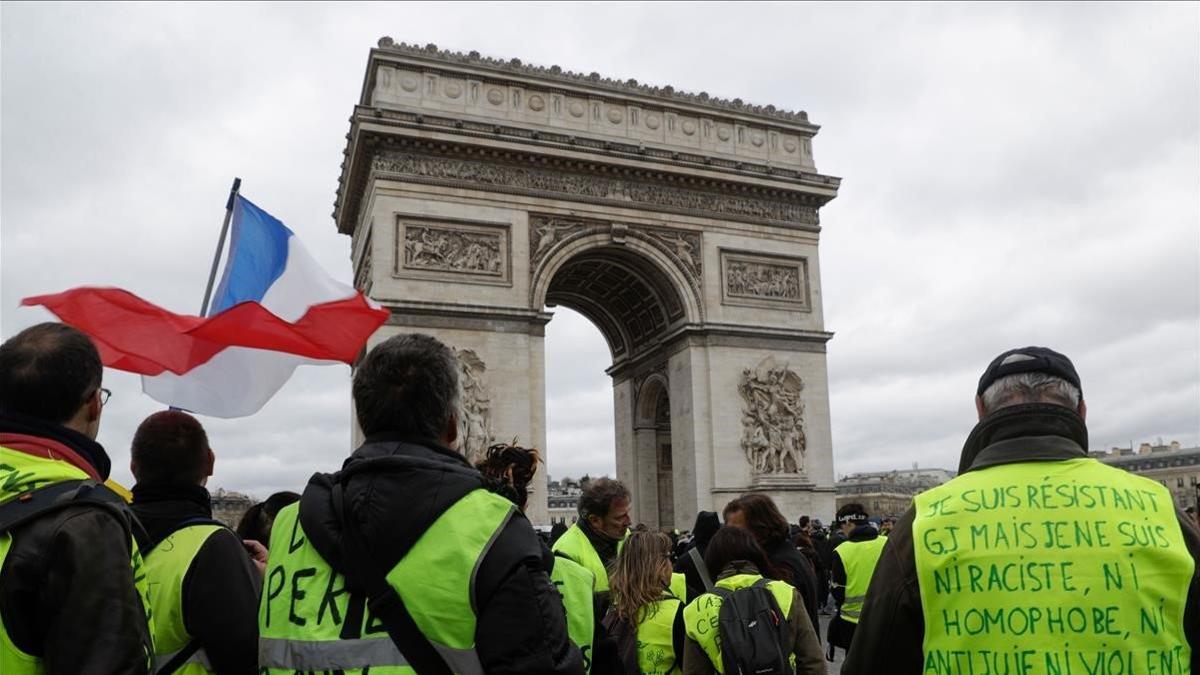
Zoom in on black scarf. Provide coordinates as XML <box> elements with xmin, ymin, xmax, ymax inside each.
<box><xmin>0</xmin><ymin>409</ymin><xmax>111</xmax><ymax>479</ymax></box>
<box><xmin>959</xmin><ymin>403</ymin><xmax>1089</xmax><ymax>475</ymax></box>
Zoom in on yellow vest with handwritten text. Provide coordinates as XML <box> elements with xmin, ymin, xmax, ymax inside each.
<box><xmin>913</xmin><ymin>458</ymin><xmax>1193</xmax><ymax>675</ymax></box>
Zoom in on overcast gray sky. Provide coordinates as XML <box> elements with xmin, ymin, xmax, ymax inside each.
<box><xmin>2</xmin><ymin>2</ymin><xmax>1197</xmax><ymax>499</ymax></box>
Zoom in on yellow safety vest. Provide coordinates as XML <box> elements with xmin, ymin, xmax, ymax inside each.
<box><xmin>682</xmin><ymin>573</ymin><xmax>796</xmax><ymax>674</ymax></box>
<box><xmin>145</xmin><ymin>523</ymin><xmax>223</xmax><ymax>674</ymax></box>
<box><xmin>0</xmin><ymin>446</ymin><xmax>155</xmax><ymax>675</ymax></box>
<box><xmin>552</xmin><ymin>523</ymin><xmax>625</xmax><ymax>593</ymax></box>
<box><xmin>551</xmin><ymin>554</ymin><xmax>596</xmax><ymax>673</ymax></box>
<box><xmin>913</xmin><ymin>457</ymin><xmax>1194</xmax><ymax>675</ymax></box>
<box><xmin>834</xmin><ymin>536</ymin><xmax>887</xmax><ymax>624</ymax></box>
<box><xmin>258</xmin><ymin>489</ymin><xmax>515</xmax><ymax>674</ymax></box>
<box><xmin>635</xmin><ymin>572</ymin><xmax>688</xmax><ymax>675</ymax></box>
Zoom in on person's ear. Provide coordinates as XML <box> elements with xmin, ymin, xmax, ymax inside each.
<box><xmin>86</xmin><ymin>390</ymin><xmax>102</xmax><ymax>423</ymax></box>
<box><xmin>443</xmin><ymin>412</ymin><xmax>459</xmax><ymax>446</ymax></box>
<box><xmin>129</xmin><ymin>457</ymin><xmax>138</xmax><ymax>482</ymax></box>
<box><xmin>1077</xmin><ymin>399</ymin><xmax>1087</xmax><ymax>422</ymax></box>
<box><xmin>975</xmin><ymin>395</ymin><xmax>987</xmax><ymax>421</ymax></box>
<box><xmin>205</xmin><ymin>448</ymin><xmax>215</xmax><ymax>477</ymax></box>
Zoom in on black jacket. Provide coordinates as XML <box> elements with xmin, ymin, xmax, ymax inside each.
<box><xmin>842</xmin><ymin>404</ymin><xmax>1200</xmax><ymax>675</ymax></box>
<box><xmin>298</xmin><ymin>434</ymin><xmax>583</xmax><ymax>674</ymax></box>
<box><xmin>765</xmin><ymin>538</ymin><xmax>821</xmax><ymax>633</ymax></box>
<box><xmin>0</xmin><ymin>412</ymin><xmax>153</xmax><ymax>675</ymax></box>
<box><xmin>131</xmin><ymin>483</ymin><xmax>261</xmax><ymax>674</ymax></box>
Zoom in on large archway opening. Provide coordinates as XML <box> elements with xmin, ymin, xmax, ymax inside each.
<box><xmin>540</xmin><ymin>242</ymin><xmax>694</xmax><ymax>529</ymax></box>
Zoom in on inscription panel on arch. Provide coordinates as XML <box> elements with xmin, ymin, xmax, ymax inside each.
<box><xmin>720</xmin><ymin>249</ymin><xmax>810</xmax><ymax>311</ymax></box>
<box><xmin>394</xmin><ymin>215</ymin><xmax>511</xmax><ymax>286</ymax></box>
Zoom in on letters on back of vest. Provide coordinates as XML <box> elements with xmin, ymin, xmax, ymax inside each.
<box><xmin>913</xmin><ymin>458</ymin><xmax>1194</xmax><ymax>675</ymax></box>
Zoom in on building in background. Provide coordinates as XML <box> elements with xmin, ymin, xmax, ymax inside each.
<box><xmin>1095</xmin><ymin>440</ymin><xmax>1200</xmax><ymax>511</ymax></box>
<box><xmin>211</xmin><ymin>487</ymin><xmax>255</xmax><ymax>528</ymax></box>
<box><xmin>835</xmin><ymin>467</ymin><xmax>956</xmax><ymax>517</ymax></box>
<box><xmin>547</xmin><ymin>476</ymin><xmax>583</xmax><ymax>526</ymax></box>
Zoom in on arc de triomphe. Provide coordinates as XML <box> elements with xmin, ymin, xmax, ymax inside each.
<box><xmin>336</xmin><ymin>39</ymin><xmax>842</xmax><ymax>527</ymax></box>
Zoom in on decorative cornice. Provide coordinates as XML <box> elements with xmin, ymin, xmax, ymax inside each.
<box><xmin>375</xmin><ymin>38</ymin><xmax>814</xmax><ymax>126</ymax></box>
<box><xmin>350</xmin><ymin>143</ymin><xmax>821</xmax><ymax>235</ymax></box>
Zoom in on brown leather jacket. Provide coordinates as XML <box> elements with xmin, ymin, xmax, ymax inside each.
<box><xmin>0</xmin><ymin>414</ymin><xmax>153</xmax><ymax>675</ymax></box>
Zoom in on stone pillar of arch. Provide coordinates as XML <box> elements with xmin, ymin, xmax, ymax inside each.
<box><xmin>337</xmin><ymin>40</ymin><xmax>842</xmax><ymax>526</ymax></box>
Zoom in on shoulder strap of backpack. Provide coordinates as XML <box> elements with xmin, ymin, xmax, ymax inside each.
<box><xmin>0</xmin><ymin>479</ymin><xmax>145</xmax><ymax>543</ymax></box>
<box><xmin>688</xmin><ymin>546</ymin><xmax>714</xmax><ymax>592</ymax></box>
<box><xmin>154</xmin><ymin>639</ymin><xmax>203</xmax><ymax>675</ymax></box>
<box><xmin>670</xmin><ymin>600</ymin><xmax>686</xmax><ymax>673</ymax></box>
<box><xmin>331</xmin><ymin>480</ymin><xmax>453</xmax><ymax>675</ymax></box>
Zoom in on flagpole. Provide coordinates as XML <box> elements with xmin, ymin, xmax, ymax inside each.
<box><xmin>199</xmin><ymin>177</ymin><xmax>242</xmax><ymax>317</ymax></box>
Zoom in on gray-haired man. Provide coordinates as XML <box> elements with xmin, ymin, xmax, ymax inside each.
<box><xmin>843</xmin><ymin>346</ymin><xmax>1200</xmax><ymax>675</ymax></box>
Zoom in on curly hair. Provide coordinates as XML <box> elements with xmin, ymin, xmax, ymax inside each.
<box><xmin>475</xmin><ymin>442</ymin><xmax>541</xmax><ymax>511</ymax></box>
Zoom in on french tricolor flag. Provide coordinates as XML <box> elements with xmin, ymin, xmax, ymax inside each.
<box><xmin>24</xmin><ymin>195</ymin><xmax>388</xmax><ymax>417</ymax></box>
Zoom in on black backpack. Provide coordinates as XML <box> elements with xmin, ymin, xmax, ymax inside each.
<box><xmin>712</xmin><ymin>579</ymin><xmax>793</xmax><ymax>675</ymax></box>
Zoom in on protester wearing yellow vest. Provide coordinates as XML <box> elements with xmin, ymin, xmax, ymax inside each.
<box><xmin>258</xmin><ymin>334</ymin><xmax>581</xmax><ymax>674</ymax></box>
<box><xmin>0</xmin><ymin>323</ymin><xmax>155</xmax><ymax>674</ymax></box>
<box><xmin>553</xmin><ymin>477</ymin><xmax>632</xmax><ymax>596</ymax></box>
<box><xmin>608</xmin><ymin>531</ymin><xmax>691</xmax><ymax>675</ymax></box>
<box><xmin>681</xmin><ymin>527</ymin><xmax>825</xmax><ymax>674</ymax></box>
<box><xmin>843</xmin><ymin>346</ymin><xmax>1200</xmax><ymax>675</ymax></box>
<box><xmin>130</xmin><ymin>410</ymin><xmax>261</xmax><ymax>674</ymax></box>
<box><xmin>827</xmin><ymin>502</ymin><xmax>886</xmax><ymax>657</ymax></box>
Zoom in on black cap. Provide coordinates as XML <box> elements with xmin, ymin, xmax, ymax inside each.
<box><xmin>977</xmin><ymin>346</ymin><xmax>1081</xmax><ymax>397</ymax></box>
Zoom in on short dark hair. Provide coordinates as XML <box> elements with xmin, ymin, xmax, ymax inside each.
<box><xmin>236</xmin><ymin>491</ymin><xmax>300</xmax><ymax>545</ymax></box>
<box><xmin>131</xmin><ymin>411</ymin><xmax>210</xmax><ymax>485</ymax></box>
<box><xmin>723</xmin><ymin>492</ymin><xmax>791</xmax><ymax>549</ymax></box>
<box><xmin>703</xmin><ymin>526</ymin><xmax>781</xmax><ymax>580</ymax></box>
<box><xmin>578</xmin><ymin>477</ymin><xmax>630</xmax><ymax>520</ymax></box>
<box><xmin>353</xmin><ymin>334</ymin><xmax>459</xmax><ymax>439</ymax></box>
<box><xmin>0</xmin><ymin>323</ymin><xmax>102</xmax><ymax>423</ymax></box>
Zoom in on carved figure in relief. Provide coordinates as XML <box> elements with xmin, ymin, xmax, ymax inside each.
<box><xmin>533</xmin><ymin>218</ymin><xmax>572</xmax><ymax>260</ymax></box>
<box><xmin>657</xmin><ymin>232</ymin><xmax>698</xmax><ymax>274</ymax></box>
<box><xmin>726</xmin><ymin>260</ymin><xmax>802</xmax><ymax>300</ymax></box>
<box><xmin>404</xmin><ymin>226</ymin><xmax>502</xmax><ymax>275</ymax></box>
<box><xmin>453</xmin><ymin>348</ymin><xmax>493</xmax><ymax>464</ymax></box>
<box><xmin>738</xmin><ymin>357</ymin><xmax>807</xmax><ymax>474</ymax></box>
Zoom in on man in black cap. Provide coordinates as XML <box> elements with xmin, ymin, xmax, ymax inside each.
<box><xmin>843</xmin><ymin>346</ymin><xmax>1200</xmax><ymax>674</ymax></box>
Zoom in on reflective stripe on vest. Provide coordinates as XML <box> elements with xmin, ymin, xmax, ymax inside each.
<box><xmin>913</xmin><ymin>458</ymin><xmax>1195</xmax><ymax>674</ymax></box>
<box><xmin>682</xmin><ymin>573</ymin><xmax>795</xmax><ymax>675</ymax></box>
<box><xmin>551</xmin><ymin>555</ymin><xmax>595</xmax><ymax>673</ymax></box>
<box><xmin>636</xmin><ymin>592</ymin><xmax>684</xmax><ymax>675</ymax></box>
<box><xmin>258</xmin><ymin>489</ymin><xmax>515</xmax><ymax>674</ymax></box>
<box><xmin>0</xmin><ymin>446</ymin><xmax>156</xmax><ymax>675</ymax></box>
<box><xmin>145</xmin><ymin>524</ymin><xmax>223</xmax><ymax>674</ymax></box>
<box><xmin>834</xmin><ymin>536</ymin><xmax>886</xmax><ymax>624</ymax></box>
<box><xmin>552</xmin><ymin>524</ymin><xmax>612</xmax><ymax>593</ymax></box>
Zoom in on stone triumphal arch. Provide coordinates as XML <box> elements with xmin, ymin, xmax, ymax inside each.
<box><xmin>335</xmin><ymin>39</ymin><xmax>842</xmax><ymax>526</ymax></box>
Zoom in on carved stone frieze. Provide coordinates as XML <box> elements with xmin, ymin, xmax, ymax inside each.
<box><xmin>721</xmin><ymin>250</ymin><xmax>810</xmax><ymax>310</ymax></box>
<box><xmin>394</xmin><ymin>216</ymin><xmax>511</xmax><ymax>286</ymax></box>
<box><xmin>454</xmin><ymin>348</ymin><xmax>493</xmax><ymax>464</ymax></box>
<box><xmin>739</xmin><ymin>356</ymin><xmax>807</xmax><ymax>475</ymax></box>
<box><xmin>354</xmin><ymin>231</ymin><xmax>373</xmax><ymax>294</ymax></box>
<box><xmin>373</xmin><ymin>151</ymin><xmax>818</xmax><ymax>226</ymax></box>
<box><xmin>529</xmin><ymin>215</ymin><xmax>594</xmax><ymax>266</ymax></box>
<box><xmin>404</xmin><ymin>225</ymin><xmax>502</xmax><ymax>275</ymax></box>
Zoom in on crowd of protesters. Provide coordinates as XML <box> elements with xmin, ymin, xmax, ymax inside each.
<box><xmin>0</xmin><ymin>323</ymin><xmax>1197</xmax><ymax>674</ymax></box>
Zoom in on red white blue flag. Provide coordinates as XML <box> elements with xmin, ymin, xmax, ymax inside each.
<box><xmin>24</xmin><ymin>195</ymin><xmax>388</xmax><ymax>417</ymax></box>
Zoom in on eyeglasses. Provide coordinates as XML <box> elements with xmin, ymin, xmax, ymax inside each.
<box><xmin>98</xmin><ymin>388</ymin><xmax>111</xmax><ymax>406</ymax></box>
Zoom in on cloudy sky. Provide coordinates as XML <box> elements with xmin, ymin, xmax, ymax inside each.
<box><xmin>2</xmin><ymin>2</ymin><xmax>1197</xmax><ymax>500</ymax></box>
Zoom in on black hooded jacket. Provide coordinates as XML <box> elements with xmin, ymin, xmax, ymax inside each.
<box><xmin>131</xmin><ymin>483</ymin><xmax>261</xmax><ymax>674</ymax></box>
<box><xmin>842</xmin><ymin>404</ymin><xmax>1200</xmax><ymax>675</ymax></box>
<box><xmin>297</xmin><ymin>434</ymin><xmax>583</xmax><ymax>674</ymax></box>
<box><xmin>0</xmin><ymin>411</ymin><xmax>153</xmax><ymax>675</ymax></box>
